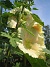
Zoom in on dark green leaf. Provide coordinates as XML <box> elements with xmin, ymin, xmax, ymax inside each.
<box><xmin>0</xmin><ymin>48</ymin><xmax>5</xmax><ymax>60</ymax></box>
<box><xmin>2</xmin><ymin>12</ymin><xmax>15</xmax><ymax>27</ymax></box>
<box><xmin>2</xmin><ymin>12</ymin><xmax>8</xmax><ymax>27</ymax></box>
<box><xmin>0</xmin><ymin>53</ymin><xmax>5</xmax><ymax>60</ymax></box>
<box><xmin>32</xmin><ymin>14</ymin><xmax>44</xmax><ymax>26</ymax></box>
<box><xmin>2</xmin><ymin>12</ymin><xmax>15</xmax><ymax>17</ymax></box>
<box><xmin>14</xmin><ymin>1</ymin><xmax>23</xmax><ymax>7</ymax></box>
<box><xmin>25</xmin><ymin>54</ymin><xmax>47</xmax><ymax>67</ymax></box>
<box><xmin>0</xmin><ymin>0</ymin><xmax>14</xmax><ymax>9</ymax></box>
<box><xmin>33</xmin><ymin>8</ymin><xmax>38</xmax><ymax>10</ymax></box>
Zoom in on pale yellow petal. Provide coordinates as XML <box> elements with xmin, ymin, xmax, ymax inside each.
<box><xmin>17</xmin><ymin>42</ymin><xmax>38</xmax><ymax>58</ymax></box>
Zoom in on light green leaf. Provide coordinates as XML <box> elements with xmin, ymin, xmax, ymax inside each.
<box><xmin>9</xmin><ymin>37</ymin><xmax>21</xmax><ymax>48</ymax></box>
<box><xmin>1</xmin><ymin>32</ymin><xmax>21</xmax><ymax>47</ymax></box>
<box><xmin>1</xmin><ymin>32</ymin><xmax>11</xmax><ymax>39</ymax></box>
<box><xmin>9</xmin><ymin>38</ymin><xmax>17</xmax><ymax>48</ymax></box>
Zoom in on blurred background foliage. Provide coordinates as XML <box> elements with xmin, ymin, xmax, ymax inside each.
<box><xmin>0</xmin><ymin>0</ymin><xmax>50</xmax><ymax>67</ymax></box>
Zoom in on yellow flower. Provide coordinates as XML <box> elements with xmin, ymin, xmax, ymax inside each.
<box><xmin>17</xmin><ymin>9</ymin><xmax>46</xmax><ymax>60</ymax></box>
<box><xmin>18</xmin><ymin>28</ymin><xmax>46</xmax><ymax>60</ymax></box>
<box><xmin>18</xmin><ymin>42</ymin><xmax>46</xmax><ymax>59</ymax></box>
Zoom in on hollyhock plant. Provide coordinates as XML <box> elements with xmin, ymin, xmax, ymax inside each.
<box><xmin>7</xmin><ymin>7</ymin><xmax>46</xmax><ymax>60</ymax></box>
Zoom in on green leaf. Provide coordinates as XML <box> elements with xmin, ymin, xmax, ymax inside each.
<box><xmin>1</xmin><ymin>32</ymin><xmax>11</xmax><ymax>39</ymax></box>
<box><xmin>33</xmin><ymin>8</ymin><xmax>38</xmax><ymax>10</ymax></box>
<box><xmin>43</xmin><ymin>48</ymin><xmax>50</xmax><ymax>54</ymax></box>
<box><xmin>32</xmin><ymin>14</ymin><xmax>44</xmax><ymax>26</ymax></box>
<box><xmin>2</xmin><ymin>12</ymin><xmax>15</xmax><ymax>17</ymax></box>
<box><xmin>9</xmin><ymin>38</ymin><xmax>17</xmax><ymax>48</ymax></box>
<box><xmin>25</xmin><ymin>54</ymin><xmax>47</xmax><ymax>67</ymax></box>
<box><xmin>0</xmin><ymin>48</ymin><xmax>5</xmax><ymax>60</ymax></box>
<box><xmin>0</xmin><ymin>0</ymin><xmax>14</xmax><ymax>9</ymax></box>
<box><xmin>0</xmin><ymin>48</ymin><xmax>2</xmax><ymax>53</ymax></box>
<box><xmin>2</xmin><ymin>12</ymin><xmax>8</xmax><ymax>27</ymax></box>
<box><xmin>12</xmin><ymin>62</ymin><xmax>20</xmax><ymax>67</ymax></box>
<box><xmin>14</xmin><ymin>1</ymin><xmax>23</xmax><ymax>7</ymax></box>
<box><xmin>2</xmin><ymin>12</ymin><xmax>15</xmax><ymax>27</ymax></box>
<box><xmin>1</xmin><ymin>32</ymin><xmax>22</xmax><ymax>47</ymax></box>
<box><xmin>9</xmin><ymin>37</ymin><xmax>22</xmax><ymax>48</ymax></box>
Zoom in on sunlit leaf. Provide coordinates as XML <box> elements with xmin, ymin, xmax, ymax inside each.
<box><xmin>1</xmin><ymin>32</ymin><xmax>11</xmax><ymax>39</ymax></box>
<box><xmin>9</xmin><ymin>38</ymin><xmax>17</xmax><ymax>48</ymax></box>
<box><xmin>1</xmin><ymin>32</ymin><xmax>22</xmax><ymax>47</ymax></box>
<box><xmin>9</xmin><ymin>37</ymin><xmax>22</xmax><ymax>48</ymax></box>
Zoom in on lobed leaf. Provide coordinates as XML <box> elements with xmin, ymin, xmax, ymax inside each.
<box><xmin>1</xmin><ymin>32</ymin><xmax>11</xmax><ymax>39</ymax></box>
